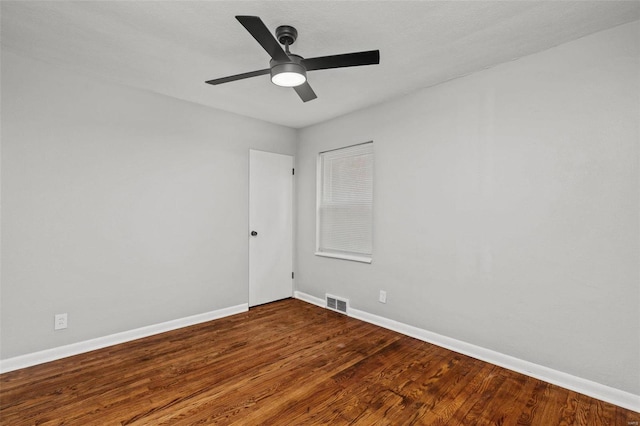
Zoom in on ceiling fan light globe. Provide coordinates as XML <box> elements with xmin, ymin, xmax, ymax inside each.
<box><xmin>271</xmin><ymin>62</ymin><xmax>307</xmax><ymax>87</ymax></box>
<box><xmin>272</xmin><ymin>72</ymin><xmax>306</xmax><ymax>87</ymax></box>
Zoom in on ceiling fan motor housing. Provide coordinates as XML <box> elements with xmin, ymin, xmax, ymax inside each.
<box><xmin>276</xmin><ymin>25</ymin><xmax>298</xmax><ymax>46</ymax></box>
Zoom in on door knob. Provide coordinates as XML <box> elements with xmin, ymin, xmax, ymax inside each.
<box><xmin>251</xmin><ymin>231</ymin><xmax>258</xmax><ymax>236</ymax></box>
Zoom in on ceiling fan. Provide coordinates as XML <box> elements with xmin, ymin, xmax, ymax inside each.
<box><xmin>205</xmin><ymin>16</ymin><xmax>380</xmax><ymax>102</ymax></box>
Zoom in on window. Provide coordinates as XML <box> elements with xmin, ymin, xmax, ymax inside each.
<box><xmin>316</xmin><ymin>142</ymin><xmax>373</xmax><ymax>263</ymax></box>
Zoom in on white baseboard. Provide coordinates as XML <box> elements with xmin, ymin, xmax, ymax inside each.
<box><xmin>0</xmin><ymin>303</ymin><xmax>248</xmax><ymax>374</ymax></box>
<box><xmin>294</xmin><ymin>291</ymin><xmax>639</xmax><ymax>413</ymax></box>
<box><xmin>294</xmin><ymin>290</ymin><xmax>326</xmax><ymax>308</ymax></box>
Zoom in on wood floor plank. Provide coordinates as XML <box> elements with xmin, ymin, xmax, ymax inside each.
<box><xmin>419</xmin><ymin>360</ymin><xmax>496</xmax><ymax>425</ymax></box>
<box><xmin>0</xmin><ymin>298</ymin><xmax>635</xmax><ymax>425</ymax></box>
<box><xmin>451</xmin><ymin>366</ymin><xmax>508</xmax><ymax>424</ymax></box>
<box><xmin>555</xmin><ymin>389</ymin><xmax>581</xmax><ymax>426</ymax></box>
<box><xmin>471</xmin><ymin>369</ymin><xmax>530</xmax><ymax>425</ymax></box>
<box><xmin>590</xmin><ymin>397</ymin><xmax>616</xmax><ymax>426</ymax></box>
<box><xmin>536</xmin><ymin>382</ymin><xmax>578</xmax><ymax>425</ymax></box>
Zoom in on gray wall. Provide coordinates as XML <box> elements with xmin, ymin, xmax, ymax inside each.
<box><xmin>1</xmin><ymin>51</ymin><xmax>297</xmax><ymax>359</ymax></box>
<box><xmin>295</xmin><ymin>21</ymin><xmax>639</xmax><ymax>394</ymax></box>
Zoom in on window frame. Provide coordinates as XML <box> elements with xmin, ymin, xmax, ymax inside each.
<box><xmin>315</xmin><ymin>141</ymin><xmax>373</xmax><ymax>264</ymax></box>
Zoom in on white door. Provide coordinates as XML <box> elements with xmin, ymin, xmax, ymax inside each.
<box><xmin>249</xmin><ymin>150</ymin><xmax>293</xmax><ymax>307</ymax></box>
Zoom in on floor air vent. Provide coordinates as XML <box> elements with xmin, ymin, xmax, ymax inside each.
<box><xmin>326</xmin><ymin>294</ymin><xmax>349</xmax><ymax>314</ymax></box>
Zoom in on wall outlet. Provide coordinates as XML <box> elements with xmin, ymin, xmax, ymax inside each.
<box><xmin>379</xmin><ymin>290</ymin><xmax>387</xmax><ymax>304</ymax></box>
<box><xmin>54</xmin><ymin>313</ymin><xmax>68</xmax><ymax>330</ymax></box>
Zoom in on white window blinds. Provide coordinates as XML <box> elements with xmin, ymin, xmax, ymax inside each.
<box><xmin>316</xmin><ymin>142</ymin><xmax>373</xmax><ymax>262</ymax></box>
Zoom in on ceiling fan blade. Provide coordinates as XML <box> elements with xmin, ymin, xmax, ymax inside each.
<box><xmin>205</xmin><ymin>68</ymin><xmax>270</xmax><ymax>85</ymax></box>
<box><xmin>302</xmin><ymin>50</ymin><xmax>380</xmax><ymax>71</ymax></box>
<box><xmin>293</xmin><ymin>82</ymin><xmax>317</xmax><ymax>102</ymax></box>
<box><xmin>236</xmin><ymin>16</ymin><xmax>289</xmax><ymax>62</ymax></box>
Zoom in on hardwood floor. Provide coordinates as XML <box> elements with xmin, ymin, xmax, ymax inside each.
<box><xmin>1</xmin><ymin>298</ymin><xmax>637</xmax><ymax>425</ymax></box>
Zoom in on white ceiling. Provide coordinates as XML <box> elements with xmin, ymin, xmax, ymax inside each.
<box><xmin>2</xmin><ymin>1</ymin><xmax>639</xmax><ymax>128</ymax></box>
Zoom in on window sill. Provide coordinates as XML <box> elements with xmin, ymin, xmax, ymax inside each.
<box><xmin>315</xmin><ymin>252</ymin><xmax>372</xmax><ymax>264</ymax></box>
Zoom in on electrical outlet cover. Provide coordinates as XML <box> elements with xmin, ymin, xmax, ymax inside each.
<box><xmin>55</xmin><ymin>313</ymin><xmax>68</xmax><ymax>330</ymax></box>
